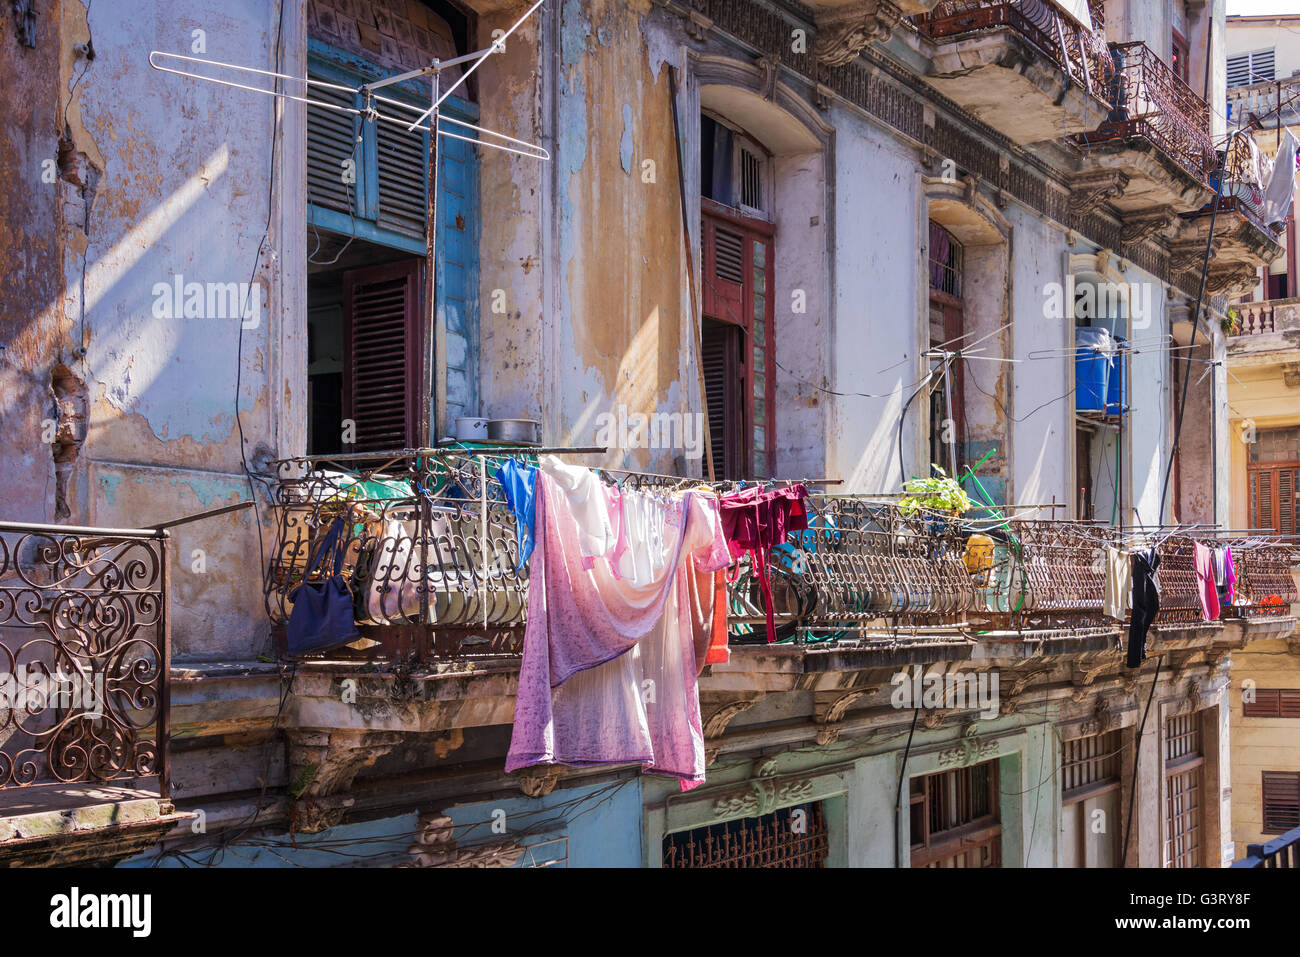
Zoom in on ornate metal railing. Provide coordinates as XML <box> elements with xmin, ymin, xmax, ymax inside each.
<box><xmin>912</xmin><ymin>0</ymin><xmax>1112</xmax><ymax>95</ymax></box>
<box><xmin>0</xmin><ymin>521</ymin><xmax>169</xmax><ymax>793</ymax></box>
<box><xmin>1224</xmin><ymin>542</ymin><xmax>1300</xmax><ymax>618</ymax></box>
<box><xmin>1232</xmin><ymin>823</ymin><xmax>1300</xmax><ymax>868</ymax></box>
<box><xmin>263</xmin><ymin>453</ymin><xmax>1297</xmax><ymax>660</ymax></box>
<box><xmin>265</xmin><ymin>449</ymin><xmax>531</xmax><ymax>660</ymax></box>
<box><xmin>1071</xmin><ymin>40</ymin><xmax>1214</xmax><ymax>184</ymax></box>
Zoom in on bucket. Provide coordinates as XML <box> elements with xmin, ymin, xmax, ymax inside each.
<box><xmin>1075</xmin><ymin>327</ymin><xmax>1112</xmax><ymax>413</ymax></box>
<box><xmin>1106</xmin><ymin>336</ymin><xmax>1127</xmax><ymax>415</ymax></box>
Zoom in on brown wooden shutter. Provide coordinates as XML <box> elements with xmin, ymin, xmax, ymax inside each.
<box><xmin>1245</xmin><ymin>689</ymin><xmax>1282</xmax><ymax>718</ymax></box>
<box><xmin>1282</xmin><ymin>690</ymin><xmax>1300</xmax><ymax>718</ymax></box>
<box><xmin>1262</xmin><ymin>771</ymin><xmax>1300</xmax><ymax>833</ymax></box>
<box><xmin>702</xmin><ymin>321</ymin><xmax>743</xmax><ymax>480</ymax></box>
<box><xmin>702</xmin><ymin>214</ymin><xmax>745</xmax><ymax>325</ymax></box>
<box><xmin>1280</xmin><ymin>468</ymin><xmax>1296</xmax><ymax>535</ymax></box>
<box><xmin>343</xmin><ymin>258</ymin><xmax>424</xmax><ymax>452</ymax></box>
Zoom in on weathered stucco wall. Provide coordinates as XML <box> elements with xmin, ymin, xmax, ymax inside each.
<box><xmin>827</xmin><ymin>104</ymin><xmax>920</xmax><ymax>494</ymax></box>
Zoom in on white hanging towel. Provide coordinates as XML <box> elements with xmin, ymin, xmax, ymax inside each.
<box><xmin>1262</xmin><ymin>129</ymin><xmax>1299</xmax><ymax>229</ymax></box>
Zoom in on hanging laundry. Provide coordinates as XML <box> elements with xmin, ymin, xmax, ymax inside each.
<box><xmin>1212</xmin><ymin>546</ymin><xmax>1236</xmax><ymax>610</ymax></box>
<box><xmin>719</xmin><ymin>484</ymin><xmax>809</xmax><ymax>644</ymax></box>
<box><xmin>497</xmin><ymin>458</ymin><xmax>537</xmax><ymax>571</ymax></box>
<box><xmin>1102</xmin><ymin>545</ymin><xmax>1132</xmax><ymax>620</ymax></box>
<box><xmin>1193</xmin><ymin>542</ymin><xmax>1220</xmax><ymax>622</ymax></box>
<box><xmin>506</xmin><ymin>460</ymin><xmax>731</xmax><ymax>783</ymax></box>
<box><xmin>1126</xmin><ymin>548</ymin><xmax>1160</xmax><ymax>669</ymax></box>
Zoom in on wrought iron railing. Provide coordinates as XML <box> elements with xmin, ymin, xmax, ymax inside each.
<box><xmin>262</xmin><ymin>453</ymin><xmax>1298</xmax><ymax>661</ymax></box>
<box><xmin>0</xmin><ymin>521</ymin><xmax>169</xmax><ymax>793</ymax></box>
<box><xmin>265</xmin><ymin>449</ymin><xmax>532</xmax><ymax>660</ymax></box>
<box><xmin>1224</xmin><ymin>542</ymin><xmax>1300</xmax><ymax>618</ymax></box>
<box><xmin>1071</xmin><ymin>41</ymin><xmax>1214</xmax><ymax>184</ymax></box>
<box><xmin>1232</xmin><ymin>823</ymin><xmax>1300</xmax><ymax>867</ymax></box>
<box><xmin>912</xmin><ymin>0</ymin><xmax>1113</xmax><ymax>95</ymax></box>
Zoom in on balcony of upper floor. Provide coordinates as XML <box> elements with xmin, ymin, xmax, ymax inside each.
<box><xmin>0</xmin><ymin>520</ymin><xmax>189</xmax><ymax>866</ymax></box>
<box><xmin>211</xmin><ymin>448</ymin><xmax>1299</xmax><ymax>806</ymax></box>
<box><xmin>1226</xmin><ymin>296</ymin><xmax>1300</xmax><ymax>368</ymax></box>
<box><xmin>902</xmin><ymin>0</ymin><xmax>1114</xmax><ymax>146</ymax></box>
<box><xmin>1170</xmin><ymin>133</ymin><xmax>1287</xmax><ymax>299</ymax></box>
<box><xmin>1068</xmin><ymin>40</ymin><xmax>1216</xmax><ymax>222</ymax></box>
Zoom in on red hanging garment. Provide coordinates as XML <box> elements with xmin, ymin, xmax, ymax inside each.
<box><xmin>718</xmin><ymin>484</ymin><xmax>809</xmax><ymax>644</ymax></box>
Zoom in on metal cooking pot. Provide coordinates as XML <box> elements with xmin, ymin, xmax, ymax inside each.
<box><xmin>487</xmin><ymin>419</ymin><xmax>540</xmax><ymax>445</ymax></box>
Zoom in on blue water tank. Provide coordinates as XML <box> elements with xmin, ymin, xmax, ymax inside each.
<box><xmin>1075</xmin><ymin>327</ymin><xmax>1112</xmax><ymax>413</ymax></box>
<box><xmin>1106</xmin><ymin>336</ymin><xmax>1128</xmax><ymax>415</ymax></box>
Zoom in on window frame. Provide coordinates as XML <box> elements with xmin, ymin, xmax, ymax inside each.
<box><xmin>701</xmin><ymin>197</ymin><xmax>777</xmax><ymax>479</ymax></box>
<box><xmin>305</xmin><ymin>40</ymin><xmax>479</xmax><ymax>256</ymax></box>
<box><xmin>908</xmin><ymin>759</ymin><xmax>1002</xmax><ymax>868</ymax></box>
<box><xmin>1262</xmin><ymin>771</ymin><xmax>1300</xmax><ymax>834</ymax></box>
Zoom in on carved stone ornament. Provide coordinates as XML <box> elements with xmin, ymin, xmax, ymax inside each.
<box><xmin>1068</xmin><ymin>169</ymin><xmax>1129</xmax><ymax>216</ymax></box>
<box><xmin>937</xmin><ymin>734</ymin><xmax>999</xmax><ymax>769</ymax></box>
<box><xmin>1120</xmin><ymin>206</ymin><xmax>1176</xmax><ymax>246</ymax></box>
<box><xmin>515</xmin><ymin>765</ymin><xmax>563</xmax><ymax>798</ymax></box>
<box><xmin>710</xmin><ymin>769</ymin><xmax>816</xmax><ymax>819</ymax></box>
<box><xmin>812</xmin><ymin>1</ymin><xmax>904</xmax><ymax>67</ymax></box>
<box><xmin>407</xmin><ymin>813</ymin><xmax>526</xmax><ymax>868</ymax></box>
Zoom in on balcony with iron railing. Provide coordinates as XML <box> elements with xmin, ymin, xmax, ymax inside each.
<box><xmin>262</xmin><ymin>450</ymin><xmax>1300</xmax><ymax>666</ymax></box>
<box><xmin>1172</xmin><ymin>131</ymin><xmax>1287</xmax><ymax>297</ymax></box>
<box><xmin>1070</xmin><ymin>40</ymin><xmax>1216</xmax><ymax>219</ymax></box>
<box><xmin>0</xmin><ymin>520</ymin><xmax>186</xmax><ymax>865</ymax></box>
<box><xmin>907</xmin><ymin>0</ymin><xmax>1114</xmax><ymax>145</ymax></box>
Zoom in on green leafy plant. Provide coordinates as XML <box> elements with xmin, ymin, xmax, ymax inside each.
<box><xmin>898</xmin><ymin>467</ymin><xmax>973</xmax><ymax>516</ymax></box>
<box><xmin>1221</xmin><ymin>309</ymin><xmax>1241</xmax><ymax>336</ymax></box>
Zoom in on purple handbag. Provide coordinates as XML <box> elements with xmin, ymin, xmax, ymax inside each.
<box><xmin>286</xmin><ymin>517</ymin><xmax>361</xmax><ymax>655</ymax></box>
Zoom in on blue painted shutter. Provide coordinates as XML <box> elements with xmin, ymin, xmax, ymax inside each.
<box><xmin>435</xmin><ymin>107</ymin><xmax>480</xmax><ymax>425</ymax></box>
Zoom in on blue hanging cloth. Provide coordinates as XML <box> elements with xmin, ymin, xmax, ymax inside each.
<box><xmin>497</xmin><ymin>458</ymin><xmax>538</xmax><ymax>571</ymax></box>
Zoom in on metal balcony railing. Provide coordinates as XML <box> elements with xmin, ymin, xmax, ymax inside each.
<box><xmin>0</xmin><ymin>521</ymin><xmax>170</xmax><ymax>793</ymax></box>
<box><xmin>912</xmin><ymin>0</ymin><xmax>1113</xmax><ymax>96</ymax></box>
<box><xmin>262</xmin><ymin>453</ymin><xmax>1299</xmax><ymax>662</ymax></box>
<box><xmin>1071</xmin><ymin>40</ymin><xmax>1214</xmax><ymax>184</ymax></box>
<box><xmin>1232</xmin><ymin>823</ymin><xmax>1300</xmax><ymax>867</ymax></box>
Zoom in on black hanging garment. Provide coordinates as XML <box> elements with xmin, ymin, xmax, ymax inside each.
<box><xmin>1126</xmin><ymin>548</ymin><xmax>1161</xmax><ymax>669</ymax></box>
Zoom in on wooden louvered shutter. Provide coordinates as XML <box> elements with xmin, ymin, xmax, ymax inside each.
<box><xmin>307</xmin><ymin>74</ymin><xmax>360</xmax><ymax>217</ymax></box>
<box><xmin>1280</xmin><ymin>468</ymin><xmax>1296</xmax><ymax>535</ymax></box>
<box><xmin>702</xmin><ymin>322</ymin><xmax>743</xmax><ymax>480</ymax></box>
<box><xmin>376</xmin><ymin>116</ymin><xmax>427</xmax><ymax>240</ymax></box>
<box><xmin>1245</xmin><ymin>689</ymin><xmax>1282</xmax><ymax>717</ymax></box>
<box><xmin>1282</xmin><ymin>690</ymin><xmax>1300</xmax><ymax>718</ymax></box>
<box><xmin>1253</xmin><ymin>469</ymin><xmax>1274</xmax><ymax>532</ymax></box>
<box><xmin>703</xmin><ymin>214</ymin><xmax>745</xmax><ymax>325</ymax></box>
<box><xmin>343</xmin><ymin>259</ymin><xmax>424</xmax><ymax>451</ymax></box>
<box><xmin>1262</xmin><ymin>771</ymin><xmax>1300</xmax><ymax>833</ymax></box>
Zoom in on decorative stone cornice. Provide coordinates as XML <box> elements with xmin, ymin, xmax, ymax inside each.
<box><xmin>812</xmin><ymin>1</ymin><xmax>904</xmax><ymax>66</ymax></box>
<box><xmin>1068</xmin><ymin>169</ymin><xmax>1129</xmax><ymax>216</ymax></box>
